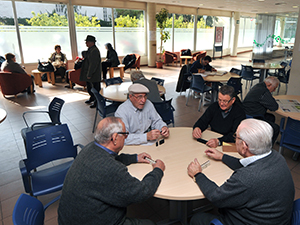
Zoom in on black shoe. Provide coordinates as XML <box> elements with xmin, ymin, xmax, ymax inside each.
<box><xmin>90</xmin><ymin>103</ymin><xmax>97</xmax><ymax>108</ymax></box>
<box><xmin>65</xmin><ymin>85</ymin><xmax>71</xmax><ymax>88</ymax></box>
<box><xmin>85</xmin><ymin>99</ymin><xmax>94</xmax><ymax>104</ymax></box>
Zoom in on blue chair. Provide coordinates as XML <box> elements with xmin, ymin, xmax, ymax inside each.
<box><xmin>105</xmin><ymin>77</ymin><xmax>123</xmax><ymax>86</ymax></box>
<box><xmin>227</xmin><ymin>77</ymin><xmax>243</xmax><ymax>100</ymax></box>
<box><xmin>291</xmin><ymin>198</ymin><xmax>300</xmax><ymax>225</ymax></box>
<box><xmin>277</xmin><ymin>69</ymin><xmax>290</xmax><ymax>95</ymax></box>
<box><xmin>153</xmin><ymin>99</ymin><xmax>175</xmax><ymax>127</ymax></box>
<box><xmin>186</xmin><ymin>75</ymin><xmax>212</xmax><ymax>111</ymax></box>
<box><xmin>240</xmin><ymin>65</ymin><xmax>259</xmax><ymax>90</ymax></box>
<box><xmin>91</xmin><ymin>87</ymin><xmax>120</xmax><ymax>133</ymax></box>
<box><xmin>210</xmin><ymin>218</ymin><xmax>223</xmax><ymax>225</ymax></box>
<box><xmin>151</xmin><ymin>77</ymin><xmax>165</xmax><ymax>86</ymax></box>
<box><xmin>229</xmin><ymin>67</ymin><xmax>241</xmax><ymax>76</ymax></box>
<box><xmin>279</xmin><ymin>117</ymin><xmax>300</xmax><ymax>155</ymax></box>
<box><xmin>19</xmin><ymin>124</ymin><xmax>82</xmax><ymax>197</ymax></box>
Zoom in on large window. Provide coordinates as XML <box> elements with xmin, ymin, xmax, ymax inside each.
<box><xmin>238</xmin><ymin>17</ymin><xmax>256</xmax><ymax>47</ymax></box>
<box><xmin>173</xmin><ymin>14</ymin><xmax>194</xmax><ymax>52</ymax></box>
<box><xmin>196</xmin><ymin>16</ymin><xmax>215</xmax><ymax>51</ymax></box>
<box><xmin>214</xmin><ymin>16</ymin><xmax>231</xmax><ymax>49</ymax></box>
<box><xmin>15</xmin><ymin>2</ymin><xmax>71</xmax><ymax>63</ymax></box>
<box><xmin>0</xmin><ymin>1</ymin><xmax>21</xmax><ymax>62</ymax></box>
<box><xmin>284</xmin><ymin>17</ymin><xmax>297</xmax><ymax>43</ymax></box>
<box><xmin>156</xmin><ymin>13</ymin><xmax>172</xmax><ymax>53</ymax></box>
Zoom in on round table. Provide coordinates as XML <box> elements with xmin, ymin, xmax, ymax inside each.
<box><xmin>100</xmin><ymin>82</ymin><xmax>166</xmax><ymax>102</ymax></box>
<box><xmin>246</xmin><ymin>63</ymin><xmax>283</xmax><ymax>82</ymax></box>
<box><xmin>180</xmin><ymin>56</ymin><xmax>193</xmax><ymax>67</ymax></box>
<box><xmin>274</xmin><ymin>95</ymin><xmax>300</xmax><ymax>120</ymax></box>
<box><xmin>0</xmin><ymin>108</ymin><xmax>7</xmax><ymax>123</ymax></box>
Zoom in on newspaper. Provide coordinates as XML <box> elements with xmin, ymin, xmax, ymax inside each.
<box><xmin>276</xmin><ymin>99</ymin><xmax>300</xmax><ymax>113</ymax></box>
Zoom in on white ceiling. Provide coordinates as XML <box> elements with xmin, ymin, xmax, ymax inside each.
<box><xmin>130</xmin><ymin>0</ymin><xmax>299</xmax><ymax>15</ymax></box>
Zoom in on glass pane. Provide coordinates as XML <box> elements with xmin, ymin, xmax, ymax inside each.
<box><xmin>0</xmin><ymin>1</ymin><xmax>21</xmax><ymax>62</ymax></box>
<box><xmin>214</xmin><ymin>16</ymin><xmax>231</xmax><ymax>49</ymax></box>
<box><xmin>244</xmin><ymin>18</ymin><xmax>256</xmax><ymax>47</ymax></box>
<box><xmin>238</xmin><ymin>18</ymin><xmax>245</xmax><ymax>46</ymax></box>
<box><xmin>114</xmin><ymin>9</ymin><xmax>145</xmax><ymax>56</ymax></box>
<box><xmin>15</xmin><ymin>2</ymin><xmax>71</xmax><ymax>63</ymax></box>
<box><xmin>284</xmin><ymin>17</ymin><xmax>297</xmax><ymax>44</ymax></box>
<box><xmin>196</xmin><ymin>15</ymin><xmax>214</xmax><ymax>50</ymax></box>
<box><xmin>156</xmin><ymin>13</ymin><xmax>172</xmax><ymax>54</ymax></box>
<box><xmin>173</xmin><ymin>14</ymin><xmax>194</xmax><ymax>52</ymax></box>
<box><xmin>74</xmin><ymin>6</ymin><xmax>113</xmax><ymax>57</ymax></box>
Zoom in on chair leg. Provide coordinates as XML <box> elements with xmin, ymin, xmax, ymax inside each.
<box><xmin>279</xmin><ymin>146</ymin><xmax>283</xmax><ymax>154</ymax></box>
<box><xmin>198</xmin><ymin>94</ymin><xmax>204</xmax><ymax>111</ymax></box>
<box><xmin>277</xmin><ymin>83</ymin><xmax>281</xmax><ymax>95</ymax></box>
<box><xmin>285</xmin><ymin>84</ymin><xmax>288</xmax><ymax>95</ymax></box>
<box><xmin>240</xmin><ymin>91</ymin><xmax>243</xmax><ymax>101</ymax></box>
<box><xmin>92</xmin><ymin>111</ymin><xmax>98</xmax><ymax>133</ymax></box>
<box><xmin>186</xmin><ymin>89</ymin><xmax>191</xmax><ymax>106</ymax></box>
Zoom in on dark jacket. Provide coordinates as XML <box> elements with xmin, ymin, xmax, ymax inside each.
<box><xmin>80</xmin><ymin>45</ymin><xmax>101</xmax><ymax>82</ymax></box>
<box><xmin>134</xmin><ymin>78</ymin><xmax>163</xmax><ymax>103</ymax></box>
<box><xmin>105</xmin><ymin>43</ymin><xmax>120</xmax><ymax>67</ymax></box>
<box><xmin>189</xmin><ymin>58</ymin><xmax>213</xmax><ymax>73</ymax></box>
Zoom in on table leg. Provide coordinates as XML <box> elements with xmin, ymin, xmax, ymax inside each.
<box><xmin>33</xmin><ymin>73</ymin><xmax>43</xmax><ymax>87</ymax></box>
<box><xmin>109</xmin><ymin>68</ymin><xmax>114</xmax><ymax>78</ymax></box>
<box><xmin>120</xmin><ymin>67</ymin><xmax>124</xmax><ymax>79</ymax></box>
<box><xmin>259</xmin><ymin>69</ymin><xmax>267</xmax><ymax>82</ymax></box>
<box><xmin>50</xmin><ymin>72</ymin><xmax>55</xmax><ymax>85</ymax></box>
<box><xmin>185</xmin><ymin>58</ymin><xmax>188</xmax><ymax>65</ymax></box>
<box><xmin>47</xmin><ymin>72</ymin><xmax>51</xmax><ymax>83</ymax></box>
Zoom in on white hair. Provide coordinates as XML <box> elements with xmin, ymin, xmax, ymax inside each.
<box><xmin>238</xmin><ymin>119</ymin><xmax>273</xmax><ymax>155</ymax></box>
<box><xmin>94</xmin><ymin>117</ymin><xmax>123</xmax><ymax>144</ymax></box>
<box><xmin>264</xmin><ymin>76</ymin><xmax>279</xmax><ymax>87</ymax></box>
<box><xmin>130</xmin><ymin>70</ymin><xmax>145</xmax><ymax>82</ymax></box>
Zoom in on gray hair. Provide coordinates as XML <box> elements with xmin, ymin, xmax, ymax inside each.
<box><xmin>219</xmin><ymin>85</ymin><xmax>235</xmax><ymax>98</ymax></box>
<box><xmin>94</xmin><ymin>117</ymin><xmax>123</xmax><ymax>144</ymax></box>
<box><xmin>238</xmin><ymin>119</ymin><xmax>273</xmax><ymax>155</ymax></box>
<box><xmin>264</xmin><ymin>76</ymin><xmax>279</xmax><ymax>87</ymax></box>
<box><xmin>130</xmin><ymin>70</ymin><xmax>145</xmax><ymax>82</ymax></box>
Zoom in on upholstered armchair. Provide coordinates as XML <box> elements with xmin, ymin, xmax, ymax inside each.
<box><xmin>130</xmin><ymin>54</ymin><xmax>141</xmax><ymax>70</ymax></box>
<box><xmin>163</xmin><ymin>51</ymin><xmax>178</xmax><ymax>66</ymax></box>
<box><xmin>68</xmin><ymin>69</ymin><xmax>86</xmax><ymax>89</ymax></box>
<box><xmin>0</xmin><ymin>72</ymin><xmax>32</xmax><ymax>98</ymax></box>
<box><xmin>192</xmin><ymin>51</ymin><xmax>207</xmax><ymax>61</ymax></box>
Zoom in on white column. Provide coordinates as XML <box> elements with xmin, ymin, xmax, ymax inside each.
<box><xmin>67</xmin><ymin>0</ymin><xmax>78</xmax><ymax>60</ymax></box>
<box><xmin>287</xmin><ymin>8</ymin><xmax>300</xmax><ymax>95</ymax></box>
<box><xmin>147</xmin><ymin>3</ymin><xmax>156</xmax><ymax>67</ymax></box>
<box><xmin>231</xmin><ymin>12</ymin><xmax>240</xmax><ymax>57</ymax></box>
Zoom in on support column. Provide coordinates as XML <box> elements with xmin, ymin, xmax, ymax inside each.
<box><xmin>287</xmin><ymin>8</ymin><xmax>300</xmax><ymax>95</ymax></box>
<box><xmin>231</xmin><ymin>12</ymin><xmax>240</xmax><ymax>57</ymax></box>
<box><xmin>278</xmin><ymin>17</ymin><xmax>285</xmax><ymax>47</ymax></box>
<box><xmin>147</xmin><ymin>3</ymin><xmax>156</xmax><ymax>68</ymax></box>
<box><xmin>67</xmin><ymin>0</ymin><xmax>78</xmax><ymax>60</ymax></box>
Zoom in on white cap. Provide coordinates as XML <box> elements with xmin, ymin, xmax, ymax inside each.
<box><xmin>128</xmin><ymin>83</ymin><xmax>149</xmax><ymax>93</ymax></box>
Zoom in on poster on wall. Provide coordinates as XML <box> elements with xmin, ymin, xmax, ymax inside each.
<box><xmin>215</xmin><ymin>27</ymin><xmax>224</xmax><ymax>44</ymax></box>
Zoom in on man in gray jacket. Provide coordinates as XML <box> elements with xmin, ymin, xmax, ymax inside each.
<box><xmin>80</xmin><ymin>35</ymin><xmax>101</xmax><ymax>108</ymax></box>
<box><xmin>188</xmin><ymin>118</ymin><xmax>294</xmax><ymax>225</ymax></box>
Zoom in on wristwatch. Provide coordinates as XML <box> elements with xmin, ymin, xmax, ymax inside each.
<box><xmin>218</xmin><ymin>139</ymin><xmax>221</xmax><ymax>146</ymax></box>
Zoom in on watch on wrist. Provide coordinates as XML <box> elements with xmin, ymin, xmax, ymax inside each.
<box><xmin>218</xmin><ymin>139</ymin><xmax>221</xmax><ymax>146</ymax></box>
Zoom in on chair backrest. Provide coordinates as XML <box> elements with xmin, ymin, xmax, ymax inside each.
<box><xmin>252</xmin><ymin>59</ymin><xmax>265</xmax><ymax>63</ymax></box>
<box><xmin>69</xmin><ymin>69</ymin><xmax>86</xmax><ymax>87</ymax></box>
<box><xmin>91</xmin><ymin>87</ymin><xmax>107</xmax><ymax>118</ymax></box>
<box><xmin>48</xmin><ymin>97</ymin><xmax>65</xmax><ymax>124</ymax></box>
<box><xmin>280</xmin><ymin>117</ymin><xmax>300</xmax><ymax>148</ymax></box>
<box><xmin>227</xmin><ymin>77</ymin><xmax>242</xmax><ymax>93</ymax></box>
<box><xmin>241</xmin><ymin>65</ymin><xmax>255</xmax><ymax>79</ymax></box>
<box><xmin>153</xmin><ymin>99</ymin><xmax>175</xmax><ymax>126</ymax></box>
<box><xmin>105</xmin><ymin>77</ymin><xmax>123</xmax><ymax>86</ymax></box>
<box><xmin>151</xmin><ymin>77</ymin><xmax>165</xmax><ymax>86</ymax></box>
<box><xmin>191</xmin><ymin>75</ymin><xmax>206</xmax><ymax>93</ymax></box>
<box><xmin>230</xmin><ymin>68</ymin><xmax>241</xmax><ymax>75</ymax></box>
<box><xmin>291</xmin><ymin>198</ymin><xmax>300</xmax><ymax>225</ymax></box>
<box><xmin>210</xmin><ymin>218</ymin><xmax>223</xmax><ymax>225</ymax></box>
<box><xmin>25</xmin><ymin>124</ymin><xmax>77</xmax><ymax>172</ymax></box>
<box><xmin>0</xmin><ymin>72</ymin><xmax>32</xmax><ymax>96</ymax></box>
<box><xmin>13</xmin><ymin>194</ymin><xmax>45</xmax><ymax>225</ymax></box>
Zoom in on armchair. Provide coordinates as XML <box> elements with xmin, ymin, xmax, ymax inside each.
<box><xmin>163</xmin><ymin>51</ymin><xmax>178</xmax><ymax>66</ymax></box>
<box><xmin>129</xmin><ymin>54</ymin><xmax>141</xmax><ymax>70</ymax></box>
<box><xmin>68</xmin><ymin>68</ymin><xmax>86</xmax><ymax>89</ymax></box>
<box><xmin>192</xmin><ymin>51</ymin><xmax>207</xmax><ymax>61</ymax></box>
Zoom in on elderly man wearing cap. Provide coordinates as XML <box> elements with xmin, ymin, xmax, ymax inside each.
<box><xmin>80</xmin><ymin>35</ymin><xmax>102</xmax><ymax>108</ymax></box>
<box><xmin>115</xmin><ymin>83</ymin><xmax>169</xmax><ymax>145</ymax></box>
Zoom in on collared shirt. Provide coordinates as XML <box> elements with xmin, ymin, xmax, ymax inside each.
<box><xmin>115</xmin><ymin>99</ymin><xmax>167</xmax><ymax>145</ymax></box>
<box><xmin>240</xmin><ymin>150</ymin><xmax>272</xmax><ymax>167</ymax></box>
<box><xmin>94</xmin><ymin>141</ymin><xmax>117</xmax><ymax>156</ymax></box>
<box><xmin>221</xmin><ymin>106</ymin><xmax>233</xmax><ymax>118</ymax></box>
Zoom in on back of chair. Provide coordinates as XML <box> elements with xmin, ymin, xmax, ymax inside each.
<box><xmin>210</xmin><ymin>219</ymin><xmax>223</xmax><ymax>225</ymax></box>
<box><xmin>153</xmin><ymin>99</ymin><xmax>175</xmax><ymax>126</ymax></box>
<box><xmin>48</xmin><ymin>97</ymin><xmax>65</xmax><ymax>124</ymax></box>
<box><xmin>105</xmin><ymin>77</ymin><xmax>123</xmax><ymax>86</ymax></box>
<box><xmin>227</xmin><ymin>77</ymin><xmax>242</xmax><ymax>93</ymax></box>
<box><xmin>280</xmin><ymin>117</ymin><xmax>300</xmax><ymax>148</ymax></box>
<box><xmin>0</xmin><ymin>72</ymin><xmax>32</xmax><ymax>96</ymax></box>
<box><xmin>191</xmin><ymin>75</ymin><xmax>206</xmax><ymax>93</ymax></box>
<box><xmin>69</xmin><ymin>69</ymin><xmax>86</xmax><ymax>87</ymax></box>
<box><xmin>131</xmin><ymin>54</ymin><xmax>141</xmax><ymax>69</ymax></box>
<box><xmin>230</xmin><ymin>68</ymin><xmax>241</xmax><ymax>75</ymax></box>
<box><xmin>241</xmin><ymin>65</ymin><xmax>254</xmax><ymax>79</ymax></box>
<box><xmin>13</xmin><ymin>194</ymin><xmax>45</xmax><ymax>225</ymax></box>
<box><xmin>291</xmin><ymin>198</ymin><xmax>300</xmax><ymax>225</ymax></box>
<box><xmin>25</xmin><ymin>124</ymin><xmax>77</xmax><ymax>172</ymax></box>
<box><xmin>252</xmin><ymin>59</ymin><xmax>265</xmax><ymax>63</ymax></box>
<box><xmin>91</xmin><ymin>87</ymin><xmax>106</xmax><ymax>118</ymax></box>
<box><xmin>151</xmin><ymin>77</ymin><xmax>165</xmax><ymax>86</ymax></box>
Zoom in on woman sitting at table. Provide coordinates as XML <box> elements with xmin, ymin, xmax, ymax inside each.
<box><xmin>49</xmin><ymin>45</ymin><xmax>67</xmax><ymax>81</ymax></box>
<box><xmin>101</xmin><ymin>43</ymin><xmax>120</xmax><ymax>80</ymax></box>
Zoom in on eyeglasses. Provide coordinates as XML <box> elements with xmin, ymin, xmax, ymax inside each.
<box><xmin>117</xmin><ymin>132</ymin><xmax>129</xmax><ymax>139</ymax></box>
<box><xmin>233</xmin><ymin>133</ymin><xmax>248</xmax><ymax>147</ymax></box>
<box><xmin>132</xmin><ymin>94</ymin><xmax>147</xmax><ymax>100</ymax></box>
<box><xmin>218</xmin><ymin>97</ymin><xmax>233</xmax><ymax>104</ymax></box>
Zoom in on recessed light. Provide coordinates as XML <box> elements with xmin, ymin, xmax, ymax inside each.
<box><xmin>199</xmin><ymin>4</ymin><xmax>203</xmax><ymax>6</ymax></box>
<box><xmin>292</xmin><ymin>5</ymin><xmax>298</xmax><ymax>8</ymax></box>
<box><xmin>275</xmin><ymin>2</ymin><xmax>287</xmax><ymax>6</ymax></box>
<box><xmin>258</xmin><ymin>0</ymin><xmax>264</xmax><ymax>2</ymax></box>
<box><xmin>265</xmin><ymin>12</ymin><xmax>268</xmax><ymax>13</ymax></box>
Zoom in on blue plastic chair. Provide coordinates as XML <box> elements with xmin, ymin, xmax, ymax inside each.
<box><xmin>229</xmin><ymin>67</ymin><xmax>241</xmax><ymax>76</ymax></box>
<box><xmin>240</xmin><ymin>65</ymin><xmax>259</xmax><ymax>90</ymax></box>
<box><xmin>291</xmin><ymin>198</ymin><xmax>300</xmax><ymax>225</ymax></box>
<box><xmin>186</xmin><ymin>74</ymin><xmax>212</xmax><ymax>111</ymax></box>
<box><xmin>19</xmin><ymin>124</ymin><xmax>82</xmax><ymax>197</ymax></box>
<box><xmin>210</xmin><ymin>218</ymin><xmax>223</xmax><ymax>225</ymax></box>
<box><xmin>105</xmin><ymin>77</ymin><xmax>123</xmax><ymax>86</ymax></box>
<box><xmin>277</xmin><ymin>69</ymin><xmax>290</xmax><ymax>95</ymax></box>
<box><xmin>227</xmin><ymin>77</ymin><xmax>243</xmax><ymax>100</ymax></box>
<box><xmin>279</xmin><ymin>117</ymin><xmax>300</xmax><ymax>155</ymax></box>
<box><xmin>91</xmin><ymin>87</ymin><xmax>120</xmax><ymax>133</ymax></box>
<box><xmin>153</xmin><ymin>99</ymin><xmax>175</xmax><ymax>127</ymax></box>
<box><xmin>151</xmin><ymin>77</ymin><xmax>165</xmax><ymax>86</ymax></box>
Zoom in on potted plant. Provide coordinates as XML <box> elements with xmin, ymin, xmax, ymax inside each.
<box><xmin>155</xmin><ymin>8</ymin><xmax>170</xmax><ymax>69</ymax></box>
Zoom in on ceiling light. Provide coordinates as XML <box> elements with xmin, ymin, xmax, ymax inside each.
<box><xmin>292</xmin><ymin>6</ymin><xmax>298</xmax><ymax>8</ymax></box>
<box><xmin>258</xmin><ymin>0</ymin><xmax>264</xmax><ymax>2</ymax></box>
<box><xmin>199</xmin><ymin>4</ymin><xmax>203</xmax><ymax>6</ymax></box>
<box><xmin>275</xmin><ymin>2</ymin><xmax>287</xmax><ymax>6</ymax></box>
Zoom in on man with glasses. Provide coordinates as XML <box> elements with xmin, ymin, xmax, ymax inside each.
<box><xmin>192</xmin><ymin>85</ymin><xmax>245</xmax><ymax>148</ymax></box>
<box><xmin>187</xmin><ymin>119</ymin><xmax>294</xmax><ymax>225</ymax></box>
<box><xmin>115</xmin><ymin>83</ymin><xmax>169</xmax><ymax>145</ymax></box>
<box><xmin>58</xmin><ymin>117</ymin><xmax>165</xmax><ymax>225</ymax></box>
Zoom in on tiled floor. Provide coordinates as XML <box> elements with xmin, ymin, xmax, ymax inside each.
<box><xmin>0</xmin><ymin>52</ymin><xmax>298</xmax><ymax>225</ymax></box>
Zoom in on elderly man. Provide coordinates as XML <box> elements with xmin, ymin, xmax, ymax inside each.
<box><xmin>115</xmin><ymin>83</ymin><xmax>169</xmax><ymax>145</ymax></box>
<box><xmin>193</xmin><ymin>85</ymin><xmax>245</xmax><ymax>148</ymax></box>
<box><xmin>80</xmin><ymin>35</ymin><xmax>101</xmax><ymax>108</ymax></box>
<box><xmin>58</xmin><ymin>117</ymin><xmax>165</xmax><ymax>225</ymax></box>
<box><xmin>189</xmin><ymin>55</ymin><xmax>217</xmax><ymax>74</ymax></box>
<box><xmin>131</xmin><ymin>70</ymin><xmax>162</xmax><ymax>103</ymax></box>
<box><xmin>243</xmin><ymin>76</ymin><xmax>280</xmax><ymax>144</ymax></box>
<box><xmin>188</xmin><ymin>119</ymin><xmax>295</xmax><ymax>225</ymax></box>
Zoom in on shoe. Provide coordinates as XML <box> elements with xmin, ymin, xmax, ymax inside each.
<box><xmin>65</xmin><ymin>85</ymin><xmax>71</xmax><ymax>88</ymax></box>
<box><xmin>85</xmin><ymin>99</ymin><xmax>94</xmax><ymax>104</ymax></box>
<box><xmin>90</xmin><ymin>103</ymin><xmax>97</xmax><ymax>108</ymax></box>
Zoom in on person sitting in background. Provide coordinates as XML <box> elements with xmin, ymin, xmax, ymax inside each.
<box><xmin>122</xmin><ymin>54</ymin><xmax>136</xmax><ymax>71</ymax></box>
<box><xmin>58</xmin><ymin>117</ymin><xmax>165</xmax><ymax>225</ymax></box>
<box><xmin>189</xmin><ymin>55</ymin><xmax>217</xmax><ymax>74</ymax></box>
<box><xmin>101</xmin><ymin>43</ymin><xmax>120</xmax><ymax>80</ymax></box>
<box><xmin>192</xmin><ymin>85</ymin><xmax>245</xmax><ymax>147</ymax></box>
<box><xmin>1</xmin><ymin>53</ymin><xmax>34</xmax><ymax>93</ymax></box>
<box><xmin>188</xmin><ymin>119</ymin><xmax>294</xmax><ymax>225</ymax></box>
<box><xmin>49</xmin><ymin>45</ymin><xmax>67</xmax><ymax>81</ymax></box>
<box><xmin>242</xmin><ymin>76</ymin><xmax>280</xmax><ymax>144</ymax></box>
<box><xmin>131</xmin><ymin>70</ymin><xmax>163</xmax><ymax>103</ymax></box>
<box><xmin>115</xmin><ymin>83</ymin><xmax>169</xmax><ymax>145</ymax></box>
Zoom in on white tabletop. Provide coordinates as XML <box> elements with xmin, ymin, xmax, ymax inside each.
<box><xmin>274</xmin><ymin>95</ymin><xmax>300</xmax><ymax>120</ymax></box>
<box><xmin>122</xmin><ymin>127</ymin><xmax>240</xmax><ymax>201</ymax></box>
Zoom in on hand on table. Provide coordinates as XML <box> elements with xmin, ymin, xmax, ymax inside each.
<box><xmin>153</xmin><ymin>159</ymin><xmax>165</xmax><ymax>172</ymax></box>
<box><xmin>137</xmin><ymin>152</ymin><xmax>152</xmax><ymax>163</ymax></box>
<box><xmin>199</xmin><ymin>69</ymin><xmax>205</xmax><ymax>73</ymax></box>
<box><xmin>206</xmin><ymin>138</ymin><xmax>219</xmax><ymax>148</ymax></box>
<box><xmin>192</xmin><ymin>127</ymin><xmax>202</xmax><ymax>139</ymax></box>
<box><xmin>205</xmin><ymin>148</ymin><xmax>223</xmax><ymax>161</ymax></box>
<box><xmin>147</xmin><ymin>129</ymin><xmax>161</xmax><ymax>141</ymax></box>
<box><xmin>187</xmin><ymin>158</ymin><xmax>202</xmax><ymax>178</ymax></box>
<box><xmin>161</xmin><ymin>126</ymin><xmax>169</xmax><ymax>138</ymax></box>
